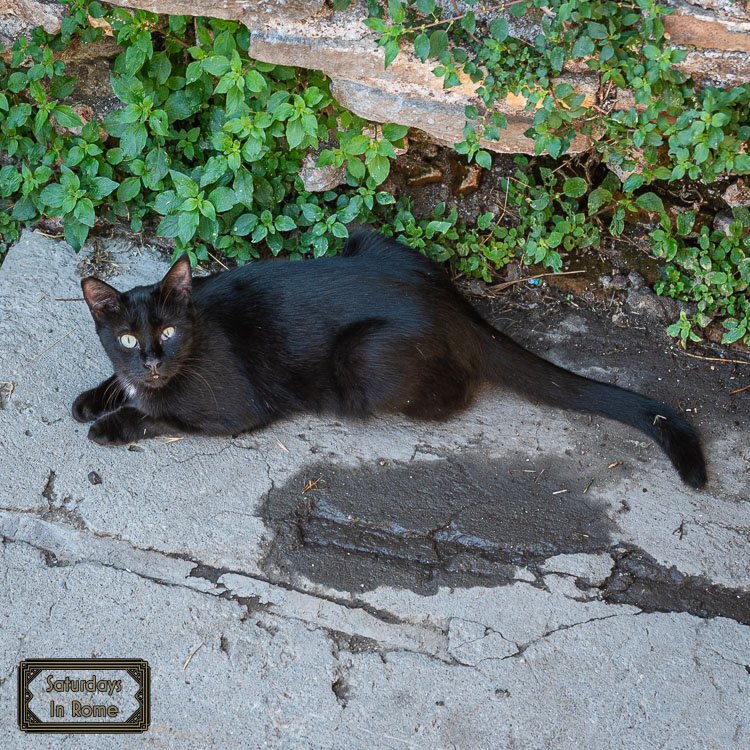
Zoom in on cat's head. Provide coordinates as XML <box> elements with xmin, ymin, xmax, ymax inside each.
<box><xmin>81</xmin><ymin>256</ymin><xmax>195</xmax><ymax>391</ymax></box>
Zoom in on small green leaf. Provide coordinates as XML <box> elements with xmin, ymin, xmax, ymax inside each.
<box><xmin>705</xmin><ymin>271</ymin><xmax>727</xmax><ymax>285</ymax></box>
<box><xmin>8</xmin><ymin>72</ymin><xmax>28</xmax><ymax>93</ymax></box>
<box><xmin>587</xmin><ymin>187</ymin><xmax>612</xmax><ymax>214</ymax></box>
<box><xmin>164</xmin><ymin>88</ymin><xmax>203</xmax><ymax>121</ymax></box>
<box><xmin>149</xmin><ymin>110</ymin><xmax>169</xmax><ymax>137</ymax></box>
<box><xmin>711</xmin><ymin>112</ymin><xmax>730</xmax><ymax>127</ymax></box>
<box><xmin>286</xmin><ymin>118</ymin><xmax>305</xmax><ymax>149</ymax></box>
<box><xmin>414</xmin><ymin>33</ymin><xmax>430</xmax><ymax>61</ymax></box>
<box><xmin>367</xmin><ymin>155</ymin><xmax>390</xmax><ymax>185</ymax></box>
<box><xmin>490</xmin><ymin>18</ymin><xmax>509</xmax><ymax>42</ymax></box>
<box><xmin>693</xmin><ymin>142</ymin><xmax>709</xmax><ymax>165</ymax></box>
<box><xmin>157</xmin><ymin>214</ymin><xmax>180</xmax><ymax>238</ymax></box>
<box><xmin>117</xmin><ymin>177</ymin><xmax>141</xmax><ymax>203</ymax></box>
<box><xmin>562</xmin><ymin>177</ymin><xmax>588</xmax><ymax>198</ymax></box>
<box><xmin>587</xmin><ymin>21</ymin><xmax>608</xmax><ymax>40</ymax></box>
<box><xmin>721</xmin><ymin>320</ymin><xmax>747</xmax><ymax>345</ymax></box>
<box><xmin>676</xmin><ymin>210</ymin><xmax>695</xmax><ymax>236</ymax></box>
<box><xmin>331</xmin><ymin>222</ymin><xmax>348</xmax><ymax>239</ymax></box>
<box><xmin>343</xmin><ymin>135</ymin><xmax>370</xmax><ymax>156</ymax></box>
<box><xmin>475</xmin><ymin>150</ymin><xmax>492</xmax><ymax>170</ymax></box>
<box><xmin>121</xmin><ymin>123</ymin><xmax>148</xmax><ymax>159</ymax></box>
<box><xmin>233</xmin><ymin>213</ymin><xmax>257</xmax><ymax>236</ymax></box>
<box><xmin>177</xmin><ymin>211</ymin><xmax>199</xmax><ymax>244</ymax></box>
<box><xmin>382</xmin><ymin>123</ymin><xmax>409</xmax><ymax>142</ymax></box>
<box><xmin>531</xmin><ymin>194</ymin><xmax>550</xmax><ymax>212</ymax></box>
<box><xmin>200</xmin><ymin>156</ymin><xmax>229</xmax><ymax>187</ymax></box>
<box><xmin>110</xmin><ymin>76</ymin><xmax>143</xmax><ymax>105</ymax></box>
<box><xmin>425</xmin><ymin>220</ymin><xmax>451</xmax><ymax>236</ymax></box>
<box><xmin>170</xmin><ymin>170</ymin><xmax>199</xmax><ymax>199</ymax></box>
<box><xmin>233</xmin><ymin>169</ymin><xmax>254</xmax><ymax>207</ymax></box>
<box><xmin>252</xmin><ymin>224</ymin><xmax>268</xmax><ymax>242</ymax></box>
<box><xmin>429</xmin><ymin>30</ymin><xmax>448</xmax><ymax>58</ymax></box>
<box><xmin>572</xmin><ymin>36</ymin><xmax>595</xmax><ymax>58</ymax></box>
<box><xmin>274</xmin><ymin>215</ymin><xmax>296</xmax><ymax>232</ymax></box>
<box><xmin>383</xmin><ymin>40</ymin><xmax>400</xmax><ymax>69</ymax></box>
<box><xmin>64</xmin><ymin>216</ymin><xmax>89</xmax><ymax>252</ymax></box>
<box><xmin>245</xmin><ymin>70</ymin><xmax>266</xmax><ymax>93</ymax></box>
<box><xmin>12</xmin><ymin>196</ymin><xmax>38</xmax><ymax>221</ymax></box>
<box><xmin>347</xmin><ymin>157</ymin><xmax>366</xmax><ymax>180</ymax></box>
<box><xmin>153</xmin><ymin>190</ymin><xmax>178</xmax><ymax>215</ymax></box>
<box><xmin>74</xmin><ymin>198</ymin><xmax>96</xmax><ymax>228</ymax></box>
<box><xmin>622</xmin><ymin>173</ymin><xmax>644</xmax><ymax>193</ymax></box>
<box><xmin>199</xmin><ymin>200</ymin><xmax>216</xmax><ymax>221</ymax></box>
<box><xmin>40</xmin><ymin>184</ymin><xmax>66</xmax><ymax>209</ymax></box>
<box><xmin>53</xmin><ymin>105</ymin><xmax>83</xmax><ymax>129</ymax></box>
<box><xmin>635</xmin><ymin>192</ymin><xmax>665</xmax><ymax>214</ymax></box>
<box><xmin>208</xmin><ymin>186</ymin><xmax>236</xmax><ymax>212</ymax></box>
<box><xmin>202</xmin><ymin>55</ymin><xmax>231</xmax><ymax>77</ymax></box>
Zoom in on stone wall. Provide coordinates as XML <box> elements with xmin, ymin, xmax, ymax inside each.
<box><xmin>2</xmin><ymin>0</ymin><xmax>749</xmax><ymax>154</ymax></box>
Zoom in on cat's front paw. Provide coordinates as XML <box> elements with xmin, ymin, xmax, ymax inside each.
<box><xmin>73</xmin><ymin>390</ymin><xmax>105</xmax><ymax>423</ymax></box>
<box><xmin>88</xmin><ymin>412</ymin><xmax>133</xmax><ymax>446</ymax></box>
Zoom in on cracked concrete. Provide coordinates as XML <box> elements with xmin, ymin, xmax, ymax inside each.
<box><xmin>1</xmin><ymin>229</ymin><xmax>749</xmax><ymax>747</ymax></box>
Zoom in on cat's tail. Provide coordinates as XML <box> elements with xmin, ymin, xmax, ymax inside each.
<box><xmin>480</xmin><ymin>328</ymin><xmax>707</xmax><ymax>488</ymax></box>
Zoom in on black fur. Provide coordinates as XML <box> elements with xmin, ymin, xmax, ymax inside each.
<box><xmin>75</xmin><ymin>229</ymin><xmax>707</xmax><ymax>488</ymax></box>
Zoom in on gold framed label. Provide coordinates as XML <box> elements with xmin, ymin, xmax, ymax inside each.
<box><xmin>18</xmin><ymin>659</ymin><xmax>150</xmax><ymax>733</ymax></box>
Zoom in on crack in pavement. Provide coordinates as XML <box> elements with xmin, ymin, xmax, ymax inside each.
<box><xmin>2</xmin><ymin>510</ymin><xmax>668</xmax><ymax>675</ymax></box>
<box><xmin>0</xmin><ymin>510</ymin><xmax>448</xmax><ymax>662</ymax></box>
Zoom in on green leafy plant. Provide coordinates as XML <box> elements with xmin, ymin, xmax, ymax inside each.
<box><xmin>0</xmin><ymin>2</ymin><xmax>450</xmax><ymax>266</ymax></box>
<box><xmin>1</xmin><ymin>0</ymin><xmax>749</xmax><ymax>348</ymax></box>
<box><xmin>357</xmin><ymin>0</ymin><xmax>750</xmax><ymax>344</ymax></box>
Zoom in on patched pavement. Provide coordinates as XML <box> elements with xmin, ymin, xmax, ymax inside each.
<box><xmin>1</xmin><ymin>231</ymin><xmax>749</xmax><ymax>748</ymax></box>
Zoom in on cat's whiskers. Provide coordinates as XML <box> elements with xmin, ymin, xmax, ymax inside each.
<box><xmin>102</xmin><ymin>377</ymin><xmax>126</xmax><ymax>413</ymax></box>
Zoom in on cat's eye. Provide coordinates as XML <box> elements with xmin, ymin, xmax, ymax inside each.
<box><xmin>119</xmin><ymin>334</ymin><xmax>138</xmax><ymax>349</ymax></box>
<box><xmin>161</xmin><ymin>326</ymin><xmax>175</xmax><ymax>341</ymax></box>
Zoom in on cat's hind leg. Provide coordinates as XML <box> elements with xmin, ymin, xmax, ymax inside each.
<box><xmin>330</xmin><ymin>320</ymin><xmax>480</xmax><ymax>419</ymax></box>
<box><xmin>72</xmin><ymin>375</ymin><xmax>130</xmax><ymax>423</ymax></box>
<box><xmin>398</xmin><ymin>355</ymin><xmax>481</xmax><ymax>420</ymax></box>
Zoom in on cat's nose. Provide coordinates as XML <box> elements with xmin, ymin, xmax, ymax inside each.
<box><xmin>143</xmin><ymin>357</ymin><xmax>161</xmax><ymax>373</ymax></box>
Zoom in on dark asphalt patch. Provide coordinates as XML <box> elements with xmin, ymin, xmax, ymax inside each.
<box><xmin>260</xmin><ymin>454</ymin><xmax>614</xmax><ymax>594</ymax></box>
<box><xmin>260</xmin><ymin>455</ymin><xmax>750</xmax><ymax>626</ymax></box>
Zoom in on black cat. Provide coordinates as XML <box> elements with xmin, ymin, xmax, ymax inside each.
<box><xmin>74</xmin><ymin>230</ymin><xmax>707</xmax><ymax>488</ymax></box>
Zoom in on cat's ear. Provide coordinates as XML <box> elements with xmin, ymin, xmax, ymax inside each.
<box><xmin>81</xmin><ymin>277</ymin><xmax>121</xmax><ymax>319</ymax></box>
<box><xmin>161</xmin><ymin>255</ymin><xmax>192</xmax><ymax>299</ymax></box>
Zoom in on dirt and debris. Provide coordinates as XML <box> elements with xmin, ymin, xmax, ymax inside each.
<box><xmin>74</xmin><ymin>238</ymin><xmax>119</xmax><ymax>280</ymax></box>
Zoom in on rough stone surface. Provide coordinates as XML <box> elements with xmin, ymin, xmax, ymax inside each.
<box><xmin>1</xmin><ymin>230</ymin><xmax>749</xmax><ymax>746</ymax></box>
<box><xmin>3</xmin><ymin>0</ymin><xmax>750</xmax><ymax>153</ymax></box>
<box><xmin>664</xmin><ymin>6</ymin><xmax>750</xmax><ymax>53</ymax></box>
<box><xmin>106</xmin><ymin>0</ymin><xmax>326</xmax><ymax>24</ymax></box>
<box><xmin>245</xmin><ymin>5</ymin><xmax>597</xmax><ymax>154</ymax></box>
<box><xmin>298</xmin><ymin>152</ymin><xmax>347</xmax><ymax>192</ymax></box>
<box><xmin>0</xmin><ymin>0</ymin><xmax>66</xmax><ymax>44</ymax></box>
<box><xmin>724</xmin><ymin>178</ymin><xmax>750</xmax><ymax>208</ymax></box>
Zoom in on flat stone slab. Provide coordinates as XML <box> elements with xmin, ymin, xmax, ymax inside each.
<box><xmin>1</xmin><ymin>230</ymin><xmax>749</xmax><ymax>747</ymax></box>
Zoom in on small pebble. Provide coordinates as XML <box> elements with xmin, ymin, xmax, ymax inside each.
<box><xmin>610</xmin><ymin>275</ymin><xmax>628</xmax><ymax>290</ymax></box>
<box><xmin>88</xmin><ymin>471</ymin><xmax>102</xmax><ymax>485</ymax></box>
<box><xmin>612</xmin><ymin>312</ymin><xmax>629</xmax><ymax>328</ymax></box>
<box><xmin>628</xmin><ymin>271</ymin><xmax>644</xmax><ymax>290</ymax></box>
<box><xmin>713</xmin><ymin>210</ymin><xmax>734</xmax><ymax>236</ymax></box>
